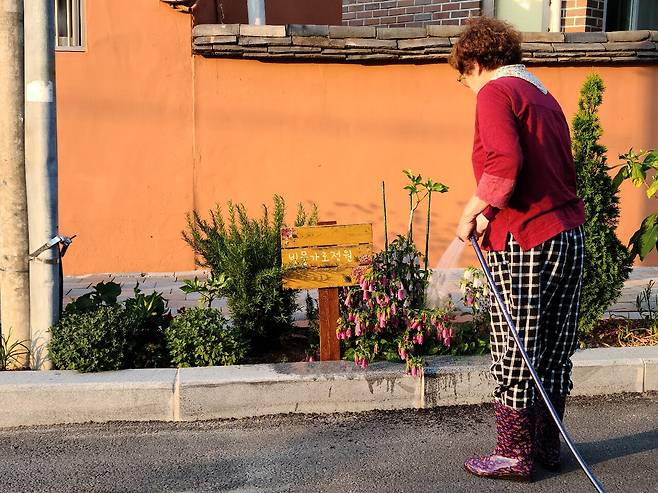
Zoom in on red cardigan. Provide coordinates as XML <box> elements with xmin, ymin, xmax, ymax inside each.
<box><xmin>472</xmin><ymin>77</ymin><xmax>585</xmax><ymax>251</ymax></box>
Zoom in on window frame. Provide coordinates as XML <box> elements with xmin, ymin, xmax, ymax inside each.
<box><xmin>55</xmin><ymin>0</ymin><xmax>86</xmax><ymax>52</ymax></box>
<box><xmin>603</xmin><ymin>0</ymin><xmax>658</xmax><ymax>31</ymax></box>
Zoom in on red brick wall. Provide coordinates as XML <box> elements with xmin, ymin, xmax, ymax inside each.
<box><xmin>342</xmin><ymin>0</ymin><xmax>481</xmax><ymax>27</ymax></box>
<box><xmin>562</xmin><ymin>0</ymin><xmax>604</xmax><ymax>32</ymax></box>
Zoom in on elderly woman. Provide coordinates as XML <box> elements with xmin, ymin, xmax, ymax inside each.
<box><xmin>450</xmin><ymin>18</ymin><xmax>585</xmax><ymax>482</ymax></box>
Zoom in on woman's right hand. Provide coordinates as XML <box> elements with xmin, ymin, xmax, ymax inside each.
<box><xmin>456</xmin><ymin>217</ymin><xmax>476</xmax><ymax>242</ymax></box>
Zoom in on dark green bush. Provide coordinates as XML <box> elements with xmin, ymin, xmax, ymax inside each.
<box><xmin>123</xmin><ymin>287</ymin><xmax>171</xmax><ymax>368</ymax></box>
<box><xmin>182</xmin><ymin>196</ymin><xmax>318</xmax><ymax>352</ymax></box>
<box><xmin>573</xmin><ymin>74</ymin><xmax>633</xmax><ymax>338</ymax></box>
<box><xmin>51</xmin><ymin>282</ymin><xmax>171</xmax><ymax>370</ymax></box>
<box><xmin>48</xmin><ymin>305</ymin><xmax>144</xmax><ymax>372</ymax></box>
<box><xmin>165</xmin><ymin>307</ymin><xmax>246</xmax><ymax>367</ymax></box>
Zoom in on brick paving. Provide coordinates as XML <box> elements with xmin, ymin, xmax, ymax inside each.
<box><xmin>63</xmin><ymin>267</ymin><xmax>658</xmax><ymax>319</ymax></box>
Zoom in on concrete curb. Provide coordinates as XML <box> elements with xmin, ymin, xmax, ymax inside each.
<box><xmin>1</xmin><ymin>347</ymin><xmax>656</xmax><ymax>428</ymax></box>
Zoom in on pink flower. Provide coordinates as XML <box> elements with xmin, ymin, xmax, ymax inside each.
<box><xmin>355</xmin><ymin>324</ymin><xmax>362</xmax><ymax>337</ymax></box>
<box><xmin>443</xmin><ymin>328</ymin><xmax>454</xmax><ymax>347</ymax></box>
<box><xmin>399</xmin><ymin>349</ymin><xmax>406</xmax><ymax>360</ymax></box>
<box><xmin>397</xmin><ymin>288</ymin><xmax>406</xmax><ymax>301</ymax></box>
<box><xmin>346</xmin><ymin>329</ymin><xmax>352</xmax><ymax>338</ymax></box>
<box><xmin>417</xmin><ymin>334</ymin><xmax>424</xmax><ymax>345</ymax></box>
<box><xmin>411</xmin><ymin>367</ymin><xmax>418</xmax><ymax>377</ymax></box>
<box><xmin>281</xmin><ymin>227</ymin><xmax>296</xmax><ymax>240</ymax></box>
<box><xmin>391</xmin><ymin>303</ymin><xmax>397</xmax><ymax>315</ymax></box>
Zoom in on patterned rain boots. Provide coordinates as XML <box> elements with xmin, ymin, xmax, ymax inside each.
<box><xmin>535</xmin><ymin>394</ymin><xmax>566</xmax><ymax>471</ymax></box>
<box><xmin>464</xmin><ymin>401</ymin><xmax>535</xmax><ymax>482</ymax></box>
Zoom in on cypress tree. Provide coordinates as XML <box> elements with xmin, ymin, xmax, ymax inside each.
<box><xmin>572</xmin><ymin>74</ymin><xmax>633</xmax><ymax>338</ymax></box>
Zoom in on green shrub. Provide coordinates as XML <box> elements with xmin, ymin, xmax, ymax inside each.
<box><xmin>182</xmin><ymin>196</ymin><xmax>318</xmax><ymax>352</ymax></box>
<box><xmin>48</xmin><ymin>305</ymin><xmax>143</xmax><ymax>372</ymax></box>
<box><xmin>51</xmin><ymin>282</ymin><xmax>171</xmax><ymax>370</ymax></box>
<box><xmin>572</xmin><ymin>74</ymin><xmax>633</xmax><ymax>338</ymax></box>
<box><xmin>123</xmin><ymin>286</ymin><xmax>171</xmax><ymax>368</ymax></box>
<box><xmin>165</xmin><ymin>307</ymin><xmax>246</xmax><ymax>367</ymax></box>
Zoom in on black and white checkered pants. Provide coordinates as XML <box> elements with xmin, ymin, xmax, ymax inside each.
<box><xmin>487</xmin><ymin>226</ymin><xmax>585</xmax><ymax>409</ymax></box>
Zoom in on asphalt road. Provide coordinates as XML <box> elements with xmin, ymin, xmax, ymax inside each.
<box><xmin>0</xmin><ymin>393</ymin><xmax>656</xmax><ymax>493</ymax></box>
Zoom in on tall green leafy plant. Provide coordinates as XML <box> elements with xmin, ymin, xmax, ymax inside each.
<box><xmin>183</xmin><ymin>196</ymin><xmax>318</xmax><ymax>351</ymax></box>
<box><xmin>573</xmin><ymin>74</ymin><xmax>633</xmax><ymax>337</ymax></box>
<box><xmin>613</xmin><ymin>149</ymin><xmax>658</xmax><ymax>260</ymax></box>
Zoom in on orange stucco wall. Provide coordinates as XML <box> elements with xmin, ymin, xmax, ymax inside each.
<box><xmin>55</xmin><ymin>2</ymin><xmax>657</xmax><ymax>274</ymax></box>
<box><xmin>56</xmin><ymin>1</ymin><xmax>196</xmax><ymax>274</ymax></box>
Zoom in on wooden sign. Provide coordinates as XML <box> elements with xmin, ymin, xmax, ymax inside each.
<box><xmin>281</xmin><ymin>223</ymin><xmax>373</xmax><ymax>289</ymax></box>
<box><xmin>281</xmin><ymin>222</ymin><xmax>373</xmax><ymax>362</ymax></box>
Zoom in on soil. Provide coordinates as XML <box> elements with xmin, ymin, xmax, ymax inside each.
<box><xmin>241</xmin><ymin>323</ymin><xmax>316</xmax><ymax>364</ymax></box>
<box><xmin>243</xmin><ymin>317</ymin><xmax>657</xmax><ymax>365</ymax></box>
<box><xmin>582</xmin><ymin>318</ymin><xmax>657</xmax><ymax>348</ymax></box>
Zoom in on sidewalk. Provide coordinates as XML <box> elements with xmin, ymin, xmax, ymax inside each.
<box><xmin>1</xmin><ymin>346</ymin><xmax>656</xmax><ymax>428</ymax></box>
<box><xmin>64</xmin><ymin>267</ymin><xmax>658</xmax><ymax>318</ymax></box>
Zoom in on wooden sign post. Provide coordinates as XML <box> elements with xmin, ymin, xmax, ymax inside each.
<box><xmin>281</xmin><ymin>223</ymin><xmax>373</xmax><ymax>361</ymax></box>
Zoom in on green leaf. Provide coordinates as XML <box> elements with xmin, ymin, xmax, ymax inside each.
<box><xmin>342</xmin><ymin>347</ymin><xmax>356</xmax><ymax>361</ymax></box>
<box><xmin>646</xmin><ymin>178</ymin><xmax>658</xmax><ymax>199</ymax></box>
<box><xmin>629</xmin><ymin>213</ymin><xmax>658</xmax><ymax>261</ymax></box>
<box><xmin>95</xmin><ymin>281</ymin><xmax>121</xmax><ymax>303</ymax></box>
<box><xmin>630</xmin><ymin>163</ymin><xmax>646</xmax><ymax>187</ymax></box>
<box><xmin>642</xmin><ymin>150</ymin><xmax>658</xmax><ymax>168</ymax></box>
<box><xmin>612</xmin><ymin>166</ymin><xmax>630</xmax><ymax>190</ymax></box>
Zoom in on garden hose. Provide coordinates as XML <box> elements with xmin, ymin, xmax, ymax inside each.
<box><xmin>469</xmin><ymin>236</ymin><xmax>606</xmax><ymax>493</ymax></box>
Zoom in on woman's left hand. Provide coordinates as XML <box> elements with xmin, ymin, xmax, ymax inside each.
<box><xmin>475</xmin><ymin>213</ymin><xmax>489</xmax><ymax>236</ymax></box>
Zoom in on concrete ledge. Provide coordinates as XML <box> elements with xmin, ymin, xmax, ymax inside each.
<box><xmin>423</xmin><ymin>355</ymin><xmax>493</xmax><ymax>407</ymax></box>
<box><xmin>178</xmin><ymin>361</ymin><xmax>421</xmax><ymax>420</ymax></box>
<box><xmin>645</xmin><ymin>358</ymin><xmax>658</xmax><ymax>391</ymax></box>
<box><xmin>0</xmin><ymin>369</ymin><xmax>176</xmax><ymax>427</ymax></box>
<box><xmin>571</xmin><ymin>347</ymin><xmax>648</xmax><ymax>396</ymax></box>
<box><xmin>1</xmin><ymin>347</ymin><xmax>656</xmax><ymax>428</ymax></box>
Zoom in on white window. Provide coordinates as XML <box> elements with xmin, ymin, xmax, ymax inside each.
<box><xmin>494</xmin><ymin>0</ymin><xmax>550</xmax><ymax>32</ymax></box>
<box><xmin>55</xmin><ymin>0</ymin><xmax>85</xmax><ymax>51</ymax></box>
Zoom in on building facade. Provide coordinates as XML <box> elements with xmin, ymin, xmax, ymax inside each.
<box><xmin>51</xmin><ymin>1</ymin><xmax>658</xmax><ymax>274</ymax></box>
<box><xmin>342</xmin><ymin>0</ymin><xmax>658</xmax><ymax>33</ymax></box>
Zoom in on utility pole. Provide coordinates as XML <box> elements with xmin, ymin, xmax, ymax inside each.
<box><xmin>24</xmin><ymin>0</ymin><xmax>60</xmax><ymax>369</ymax></box>
<box><xmin>0</xmin><ymin>0</ymin><xmax>31</xmax><ymax>368</ymax></box>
